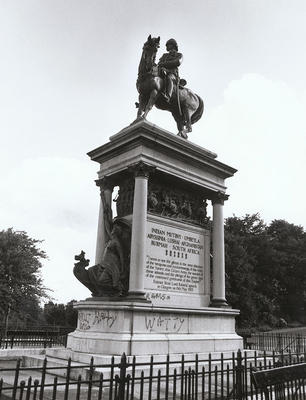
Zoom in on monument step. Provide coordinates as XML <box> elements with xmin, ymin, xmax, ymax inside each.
<box><xmin>0</xmin><ymin>349</ymin><xmax>272</xmax><ymax>399</ymax></box>
<box><xmin>46</xmin><ymin>348</ymin><xmax>256</xmax><ymax>365</ymax></box>
<box><xmin>23</xmin><ymin>354</ymin><xmax>91</xmax><ymax>380</ymax></box>
<box><xmin>40</xmin><ymin>349</ymin><xmax>263</xmax><ymax>382</ymax></box>
<box><xmin>45</xmin><ymin>348</ymin><xmax>72</xmax><ymax>361</ymax></box>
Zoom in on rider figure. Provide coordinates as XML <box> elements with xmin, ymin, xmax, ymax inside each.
<box><xmin>158</xmin><ymin>38</ymin><xmax>183</xmax><ymax>103</ymax></box>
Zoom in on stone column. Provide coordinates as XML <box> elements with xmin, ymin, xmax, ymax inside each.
<box><xmin>203</xmin><ymin>231</ymin><xmax>211</xmax><ymax>297</ymax></box>
<box><xmin>128</xmin><ymin>162</ymin><xmax>155</xmax><ymax>301</ymax></box>
<box><xmin>95</xmin><ymin>177</ymin><xmax>114</xmax><ymax>265</ymax></box>
<box><xmin>210</xmin><ymin>191</ymin><xmax>229</xmax><ymax>308</ymax></box>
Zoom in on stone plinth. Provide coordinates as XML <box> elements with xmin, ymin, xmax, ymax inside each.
<box><xmin>67</xmin><ymin>300</ymin><xmax>242</xmax><ymax>356</ymax></box>
<box><xmin>87</xmin><ymin>120</ymin><xmax>237</xmax><ymax>306</ymax></box>
<box><xmin>69</xmin><ymin>120</ymin><xmax>242</xmax><ymax>356</ymax></box>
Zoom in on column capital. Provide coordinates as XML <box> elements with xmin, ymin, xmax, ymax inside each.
<box><xmin>211</xmin><ymin>191</ymin><xmax>229</xmax><ymax>205</ymax></box>
<box><xmin>128</xmin><ymin>161</ymin><xmax>156</xmax><ymax>179</ymax></box>
<box><xmin>95</xmin><ymin>176</ymin><xmax>115</xmax><ymax>191</ymax></box>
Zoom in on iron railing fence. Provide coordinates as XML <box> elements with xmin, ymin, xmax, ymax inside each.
<box><xmin>0</xmin><ymin>333</ymin><xmax>68</xmax><ymax>349</ymax></box>
<box><xmin>245</xmin><ymin>333</ymin><xmax>306</xmax><ymax>353</ymax></box>
<box><xmin>0</xmin><ymin>326</ymin><xmax>75</xmax><ymax>335</ymax></box>
<box><xmin>0</xmin><ymin>349</ymin><xmax>306</xmax><ymax>400</ymax></box>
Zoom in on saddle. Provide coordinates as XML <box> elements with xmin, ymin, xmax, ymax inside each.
<box><xmin>159</xmin><ymin>67</ymin><xmax>187</xmax><ymax>88</ymax></box>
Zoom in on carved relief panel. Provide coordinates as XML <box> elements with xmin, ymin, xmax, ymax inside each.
<box><xmin>147</xmin><ymin>179</ymin><xmax>210</xmax><ymax>227</ymax></box>
<box><xmin>114</xmin><ymin>173</ymin><xmax>210</xmax><ymax>227</ymax></box>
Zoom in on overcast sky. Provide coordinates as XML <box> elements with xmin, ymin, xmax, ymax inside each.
<box><xmin>1</xmin><ymin>0</ymin><xmax>305</xmax><ymax>303</ymax></box>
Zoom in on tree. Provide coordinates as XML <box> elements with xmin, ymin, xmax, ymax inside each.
<box><xmin>225</xmin><ymin>214</ymin><xmax>273</xmax><ymax>327</ymax></box>
<box><xmin>266</xmin><ymin>220</ymin><xmax>306</xmax><ymax>322</ymax></box>
<box><xmin>225</xmin><ymin>214</ymin><xmax>306</xmax><ymax>329</ymax></box>
<box><xmin>43</xmin><ymin>301</ymin><xmax>77</xmax><ymax>328</ymax></box>
<box><xmin>0</xmin><ymin>228</ymin><xmax>48</xmax><ymax>335</ymax></box>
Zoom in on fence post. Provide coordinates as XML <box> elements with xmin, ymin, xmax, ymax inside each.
<box><xmin>118</xmin><ymin>353</ymin><xmax>128</xmax><ymax>400</ymax></box>
<box><xmin>235</xmin><ymin>350</ymin><xmax>244</xmax><ymax>400</ymax></box>
<box><xmin>39</xmin><ymin>358</ymin><xmax>47</xmax><ymax>400</ymax></box>
<box><xmin>12</xmin><ymin>358</ymin><xmax>21</xmax><ymax>400</ymax></box>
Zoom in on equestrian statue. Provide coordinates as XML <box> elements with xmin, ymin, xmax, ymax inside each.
<box><xmin>134</xmin><ymin>35</ymin><xmax>204</xmax><ymax>139</ymax></box>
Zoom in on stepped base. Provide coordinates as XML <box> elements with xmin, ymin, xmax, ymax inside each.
<box><xmin>23</xmin><ymin>348</ymin><xmax>258</xmax><ymax>382</ymax></box>
<box><xmin>67</xmin><ymin>300</ymin><xmax>243</xmax><ymax>356</ymax></box>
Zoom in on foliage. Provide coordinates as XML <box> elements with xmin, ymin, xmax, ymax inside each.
<box><xmin>225</xmin><ymin>214</ymin><xmax>306</xmax><ymax>329</ymax></box>
<box><xmin>43</xmin><ymin>301</ymin><xmax>77</xmax><ymax>328</ymax></box>
<box><xmin>0</xmin><ymin>228</ymin><xmax>49</xmax><ymax>333</ymax></box>
<box><xmin>6</xmin><ymin>297</ymin><xmax>45</xmax><ymax>328</ymax></box>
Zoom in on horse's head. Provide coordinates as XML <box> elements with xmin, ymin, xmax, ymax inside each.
<box><xmin>139</xmin><ymin>35</ymin><xmax>160</xmax><ymax>75</ymax></box>
<box><xmin>143</xmin><ymin>34</ymin><xmax>160</xmax><ymax>53</ymax></box>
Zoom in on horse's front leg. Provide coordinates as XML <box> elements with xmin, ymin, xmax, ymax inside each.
<box><xmin>143</xmin><ymin>89</ymin><xmax>158</xmax><ymax>119</ymax></box>
<box><xmin>131</xmin><ymin>95</ymin><xmax>147</xmax><ymax>124</ymax></box>
<box><xmin>137</xmin><ymin>94</ymin><xmax>146</xmax><ymax>119</ymax></box>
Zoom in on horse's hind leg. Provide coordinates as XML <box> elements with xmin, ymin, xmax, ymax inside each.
<box><xmin>173</xmin><ymin>113</ymin><xmax>188</xmax><ymax>139</ymax></box>
<box><xmin>183</xmin><ymin>106</ymin><xmax>192</xmax><ymax>133</ymax></box>
<box><xmin>143</xmin><ymin>89</ymin><xmax>158</xmax><ymax>119</ymax></box>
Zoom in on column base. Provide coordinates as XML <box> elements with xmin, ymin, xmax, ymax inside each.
<box><xmin>210</xmin><ymin>298</ymin><xmax>230</xmax><ymax>308</ymax></box>
<box><xmin>127</xmin><ymin>291</ymin><xmax>151</xmax><ymax>303</ymax></box>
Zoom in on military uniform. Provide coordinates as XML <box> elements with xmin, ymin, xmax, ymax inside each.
<box><xmin>158</xmin><ymin>39</ymin><xmax>183</xmax><ymax>102</ymax></box>
<box><xmin>158</xmin><ymin>51</ymin><xmax>183</xmax><ymax>77</ymax></box>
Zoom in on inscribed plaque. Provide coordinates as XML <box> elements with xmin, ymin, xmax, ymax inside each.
<box><xmin>145</xmin><ymin>220</ymin><xmax>205</xmax><ymax>296</ymax></box>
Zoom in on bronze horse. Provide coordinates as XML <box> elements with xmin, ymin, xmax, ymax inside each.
<box><xmin>134</xmin><ymin>36</ymin><xmax>204</xmax><ymax>139</ymax></box>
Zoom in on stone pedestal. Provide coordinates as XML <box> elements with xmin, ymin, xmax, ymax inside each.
<box><xmin>69</xmin><ymin>120</ymin><xmax>243</xmax><ymax>356</ymax></box>
<box><xmin>67</xmin><ymin>300</ymin><xmax>241</xmax><ymax>356</ymax></box>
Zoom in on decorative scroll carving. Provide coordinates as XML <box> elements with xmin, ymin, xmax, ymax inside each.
<box><xmin>128</xmin><ymin>161</ymin><xmax>156</xmax><ymax>178</ymax></box>
<box><xmin>96</xmin><ymin>177</ymin><xmax>114</xmax><ymax>191</ymax></box>
<box><xmin>211</xmin><ymin>191</ymin><xmax>229</xmax><ymax>205</ymax></box>
<box><xmin>147</xmin><ymin>180</ymin><xmax>209</xmax><ymax>227</ymax></box>
<box><xmin>73</xmin><ymin>218</ymin><xmax>132</xmax><ymax>297</ymax></box>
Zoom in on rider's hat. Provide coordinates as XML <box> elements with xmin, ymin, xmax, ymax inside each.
<box><xmin>166</xmin><ymin>38</ymin><xmax>178</xmax><ymax>51</ymax></box>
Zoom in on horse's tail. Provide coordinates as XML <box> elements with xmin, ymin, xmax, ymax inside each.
<box><xmin>191</xmin><ymin>95</ymin><xmax>204</xmax><ymax>125</ymax></box>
